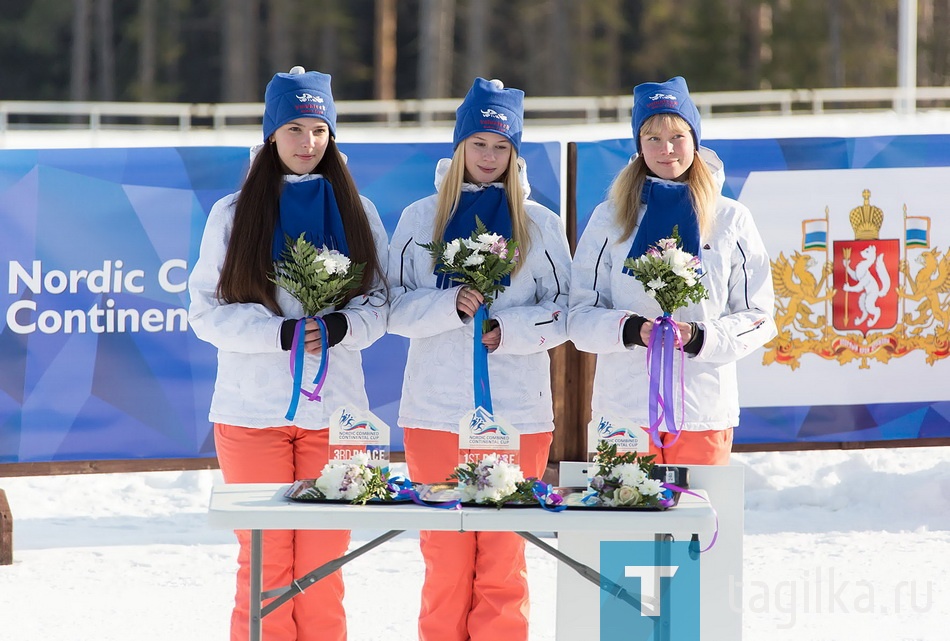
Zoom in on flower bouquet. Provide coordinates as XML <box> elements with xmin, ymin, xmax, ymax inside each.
<box><xmin>286</xmin><ymin>453</ymin><xmax>396</xmax><ymax>505</ymax></box>
<box><xmin>622</xmin><ymin>226</ymin><xmax>707</xmax><ymax>448</ymax></box>
<box><xmin>449</xmin><ymin>454</ymin><xmax>564</xmax><ymax>510</ymax></box>
<box><xmin>270</xmin><ymin>233</ymin><xmax>365</xmax><ymax>420</ymax></box>
<box><xmin>418</xmin><ymin>216</ymin><xmax>519</xmax><ymax>308</ymax></box>
<box><xmin>622</xmin><ymin>226</ymin><xmax>707</xmax><ymax>314</ymax></box>
<box><xmin>585</xmin><ymin>441</ymin><xmax>667</xmax><ymax>508</ymax></box>
<box><xmin>419</xmin><ymin>217</ymin><xmax>519</xmax><ymax>415</ymax></box>
<box><xmin>271</xmin><ymin>233</ymin><xmax>365</xmax><ymax>317</ymax></box>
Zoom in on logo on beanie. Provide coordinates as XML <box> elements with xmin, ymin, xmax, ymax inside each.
<box><xmin>296</xmin><ymin>93</ymin><xmax>325</xmax><ymax>103</ymax></box>
<box><xmin>480</xmin><ymin>108</ymin><xmax>508</xmax><ymax>121</ymax></box>
<box><xmin>649</xmin><ymin>93</ymin><xmax>678</xmax><ymax>101</ymax></box>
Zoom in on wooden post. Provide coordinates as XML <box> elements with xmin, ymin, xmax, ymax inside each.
<box><xmin>549</xmin><ymin>142</ymin><xmax>591</xmax><ymax>467</ymax></box>
<box><xmin>0</xmin><ymin>488</ymin><xmax>12</xmax><ymax>565</ymax></box>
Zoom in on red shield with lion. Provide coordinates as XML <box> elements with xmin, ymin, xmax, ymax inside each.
<box><xmin>831</xmin><ymin>239</ymin><xmax>899</xmax><ymax>333</ymax></box>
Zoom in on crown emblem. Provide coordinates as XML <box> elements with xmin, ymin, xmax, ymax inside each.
<box><xmin>848</xmin><ymin>189</ymin><xmax>884</xmax><ymax>240</ymax></box>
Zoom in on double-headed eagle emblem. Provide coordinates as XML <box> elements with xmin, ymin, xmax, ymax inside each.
<box><xmin>764</xmin><ymin>190</ymin><xmax>950</xmax><ymax>369</ymax></box>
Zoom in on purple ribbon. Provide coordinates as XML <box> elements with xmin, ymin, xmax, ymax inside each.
<box><xmin>284</xmin><ymin>316</ymin><xmax>330</xmax><ymax>421</ymax></box>
<box><xmin>659</xmin><ymin>483</ymin><xmax>719</xmax><ymax>552</ymax></box>
<box><xmin>645</xmin><ymin>314</ymin><xmax>686</xmax><ymax>449</ymax></box>
<box><xmin>530</xmin><ymin>480</ymin><xmax>567</xmax><ymax>512</ymax></box>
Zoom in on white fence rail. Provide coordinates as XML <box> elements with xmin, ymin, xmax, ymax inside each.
<box><xmin>2</xmin><ymin>86</ymin><xmax>950</xmax><ymax>132</ymax></box>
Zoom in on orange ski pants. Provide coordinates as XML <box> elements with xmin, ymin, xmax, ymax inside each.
<box><xmin>648</xmin><ymin>427</ymin><xmax>734</xmax><ymax>465</ymax></box>
<box><xmin>403</xmin><ymin>427</ymin><xmax>553</xmax><ymax>641</ymax></box>
<box><xmin>214</xmin><ymin>423</ymin><xmax>349</xmax><ymax>641</ymax></box>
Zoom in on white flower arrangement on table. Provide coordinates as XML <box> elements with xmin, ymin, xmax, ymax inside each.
<box><xmin>271</xmin><ymin>233</ymin><xmax>365</xmax><ymax>316</ymax></box>
<box><xmin>450</xmin><ymin>454</ymin><xmax>564</xmax><ymax>510</ymax></box>
<box><xmin>418</xmin><ymin>217</ymin><xmax>519</xmax><ymax>308</ymax></box>
<box><xmin>587</xmin><ymin>441</ymin><xmax>666</xmax><ymax>508</ymax></box>
<box><xmin>306</xmin><ymin>453</ymin><xmax>394</xmax><ymax>505</ymax></box>
<box><xmin>623</xmin><ymin>226</ymin><xmax>708</xmax><ymax>314</ymax></box>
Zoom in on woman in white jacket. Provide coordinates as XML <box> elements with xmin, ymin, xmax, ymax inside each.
<box><xmin>569</xmin><ymin>76</ymin><xmax>775</xmax><ymax>465</ymax></box>
<box><xmin>388</xmin><ymin>78</ymin><xmax>571</xmax><ymax>641</ymax></box>
<box><xmin>188</xmin><ymin>67</ymin><xmax>388</xmax><ymax>641</ymax></box>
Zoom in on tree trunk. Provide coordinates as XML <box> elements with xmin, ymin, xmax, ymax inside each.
<box><xmin>828</xmin><ymin>0</ymin><xmax>844</xmax><ymax>86</ymax></box>
<box><xmin>95</xmin><ymin>0</ymin><xmax>115</xmax><ymax>100</ymax></box>
<box><xmin>267</xmin><ymin>0</ymin><xmax>293</xmax><ymax>76</ymax></box>
<box><xmin>374</xmin><ymin>0</ymin><xmax>397</xmax><ymax>100</ymax></box>
<box><xmin>71</xmin><ymin>0</ymin><xmax>92</xmax><ymax>102</ymax></box>
<box><xmin>223</xmin><ymin>0</ymin><xmax>260</xmax><ymax>102</ymax></box>
<box><xmin>138</xmin><ymin>0</ymin><xmax>156</xmax><ymax>101</ymax></box>
<box><xmin>547</xmin><ymin>0</ymin><xmax>572</xmax><ymax>96</ymax></box>
<box><xmin>464</xmin><ymin>0</ymin><xmax>488</xmax><ymax>90</ymax></box>
<box><xmin>417</xmin><ymin>0</ymin><xmax>455</xmax><ymax>98</ymax></box>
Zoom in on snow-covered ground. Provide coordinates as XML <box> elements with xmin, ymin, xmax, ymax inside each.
<box><xmin>2</xmin><ymin>112</ymin><xmax>949</xmax><ymax>639</ymax></box>
<box><xmin>1</xmin><ymin>447</ymin><xmax>948</xmax><ymax>641</ymax></box>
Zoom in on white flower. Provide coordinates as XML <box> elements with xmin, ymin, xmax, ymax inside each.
<box><xmin>443</xmin><ymin>238</ymin><xmax>462</xmax><ymax>264</ymax></box>
<box><xmin>321</xmin><ymin>251</ymin><xmax>351</xmax><ymax>276</ymax></box>
<box><xmin>638</xmin><ymin>477</ymin><xmax>665</xmax><ymax>497</ymax></box>
<box><xmin>646</xmin><ymin>277</ymin><xmax>666</xmax><ymax>291</ymax></box>
<box><xmin>463</xmin><ymin>237</ymin><xmax>488</xmax><ymax>252</ymax></box>
<box><xmin>666</xmin><ymin>248</ymin><xmax>693</xmax><ymax>273</ymax></box>
<box><xmin>613</xmin><ymin>463</ymin><xmax>647</xmax><ymax>487</ymax></box>
<box><xmin>476</xmin><ymin>232</ymin><xmax>502</xmax><ymax>246</ymax></box>
<box><xmin>463</xmin><ymin>253</ymin><xmax>485</xmax><ymax>267</ymax></box>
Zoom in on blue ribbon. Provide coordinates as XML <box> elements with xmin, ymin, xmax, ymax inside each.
<box><xmin>284</xmin><ymin>316</ymin><xmax>329</xmax><ymax>421</ymax></box>
<box><xmin>387</xmin><ymin>476</ymin><xmax>461</xmax><ymax>509</ymax></box>
<box><xmin>473</xmin><ymin>304</ymin><xmax>493</xmax><ymax>414</ymax></box>
<box><xmin>531</xmin><ymin>480</ymin><xmax>567</xmax><ymax>512</ymax></box>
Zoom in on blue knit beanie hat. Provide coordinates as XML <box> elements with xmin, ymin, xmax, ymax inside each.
<box><xmin>631</xmin><ymin>76</ymin><xmax>701</xmax><ymax>153</ymax></box>
<box><xmin>263</xmin><ymin>66</ymin><xmax>337</xmax><ymax>141</ymax></box>
<box><xmin>453</xmin><ymin>78</ymin><xmax>525</xmax><ymax>153</ymax></box>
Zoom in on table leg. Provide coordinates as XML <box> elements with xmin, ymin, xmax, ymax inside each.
<box><xmin>654</xmin><ymin>533</ymin><xmax>672</xmax><ymax>641</ymax></box>
<box><xmin>516</xmin><ymin>531</ymin><xmax>645</xmax><ymax>611</ymax></box>
<box><xmin>250</xmin><ymin>529</ymin><xmax>263</xmax><ymax>641</ymax></box>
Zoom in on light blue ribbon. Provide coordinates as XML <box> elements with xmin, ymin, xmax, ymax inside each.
<box><xmin>285</xmin><ymin>316</ymin><xmax>329</xmax><ymax>421</ymax></box>
<box><xmin>473</xmin><ymin>304</ymin><xmax>494</xmax><ymax>414</ymax></box>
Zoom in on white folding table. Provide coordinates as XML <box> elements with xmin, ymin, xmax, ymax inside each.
<box><xmin>208</xmin><ymin>482</ymin><xmax>718</xmax><ymax>641</ymax></box>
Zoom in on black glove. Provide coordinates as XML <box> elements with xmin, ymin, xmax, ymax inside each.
<box><xmin>280</xmin><ymin>313</ymin><xmax>348</xmax><ymax>351</ymax></box>
<box><xmin>622</xmin><ymin>315</ymin><xmax>648</xmax><ymax>347</ymax></box>
<box><xmin>682</xmin><ymin>322</ymin><xmax>705</xmax><ymax>355</ymax></box>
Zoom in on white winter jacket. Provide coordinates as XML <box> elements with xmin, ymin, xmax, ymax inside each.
<box><xmin>388</xmin><ymin>159</ymin><xmax>572</xmax><ymax>434</ymax></box>
<box><xmin>188</xmin><ymin>173</ymin><xmax>389</xmax><ymax>430</ymax></box>
<box><xmin>568</xmin><ymin>148</ymin><xmax>776</xmax><ymax>431</ymax></box>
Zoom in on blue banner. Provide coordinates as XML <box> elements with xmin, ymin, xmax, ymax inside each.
<box><xmin>575</xmin><ymin>135</ymin><xmax>950</xmax><ymax>444</ymax></box>
<box><xmin>0</xmin><ymin>142</ymin><xmax>560</xmax><ymax>463</ymax></box>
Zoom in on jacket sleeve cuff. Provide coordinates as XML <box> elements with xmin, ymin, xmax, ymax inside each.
<box><xmin>280</xmin><ymin>318</ymin><xmax>299</xmax><ymax>351</ymax></box>
<box><xmin>322</xmin><ymin>312</ymin><xmax>349</xmax><ymax>348</ymax></box>
<box><xmin>622</xmin><ymin>315</ymin><xmax>648</xmax><ymax>348</ymax></box>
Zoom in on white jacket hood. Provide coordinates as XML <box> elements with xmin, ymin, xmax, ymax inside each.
<box><xmin>433</xmin><ymin>156</ymin><xmax>532</xmax><ymax>199</ymax></box>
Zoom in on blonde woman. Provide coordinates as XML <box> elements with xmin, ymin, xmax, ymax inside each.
<box><xmin>569</xmin><ymin>76</ymin><xmax>776</xmax><ymax>465</ymax></box>
<box><xmin>388</xmin><ymin>78</ymin><xmax>571</xmax><ymax>641</ymax></box>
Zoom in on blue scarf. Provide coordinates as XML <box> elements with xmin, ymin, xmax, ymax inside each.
<box><xmin>624</xmin><ymin>178</ymin><xmax>701</xmax><ymax>273</ymax></box>
<box><xmin>434</xmin><ymin>185</ymin><xmax>513</xmax><ymax>288</ymax></box>
<box><xmin>272</xmin><ymin>177</ymin><xmax>349</xmax><ymax>261</ymax></box>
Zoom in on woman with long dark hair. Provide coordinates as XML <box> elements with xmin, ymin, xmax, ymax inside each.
<box><xmin>188</xmin><ymin>66</ymin><xmax>388</xmax><ymax>641</ymax></box>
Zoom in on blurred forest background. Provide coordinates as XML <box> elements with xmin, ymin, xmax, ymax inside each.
<box><xmin>1</xmin><ymin>0</ymin><xmax>948</xmax><ymax>104</ymax></box>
